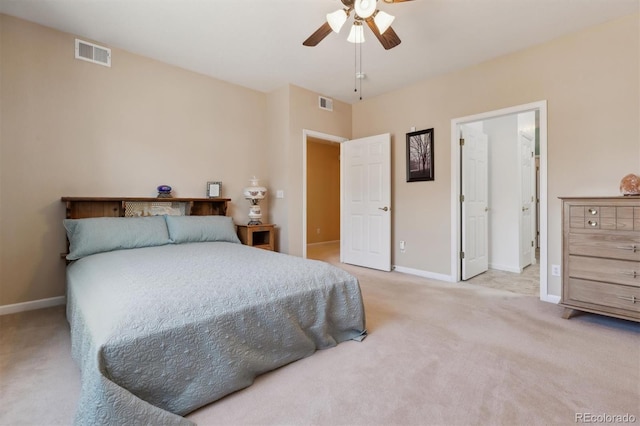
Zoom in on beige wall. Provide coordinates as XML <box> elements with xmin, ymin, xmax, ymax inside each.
<box><xmin>265</xmin><ymin>86</ymin><xmax>290</xmax><ymax>253</ymax></box>
<box><xmin>0</xmin><ymin>15</ymin><xmax>268</xmax><ymax>306</ymax></box>
<box><xmin>2</xmin><ymin>12</ymin><xmax>638</xmax><ymax>308</ymax></box>
<box><xmin>306</xmin><ymin>139</ymin><xmax>340</xmax><ymax>244</ymax></box>
<box><xmin>270</xmin><ymin>85</ymin><xmax>351</xmax><ymax>256</ymax></box>
<box><xmin>352</xmin><ymin>14</ymin><xmax>639</xmax><ymax>296</ymax></box>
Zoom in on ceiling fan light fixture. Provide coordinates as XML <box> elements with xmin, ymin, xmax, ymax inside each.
<box><xmin>347</xmin><ymin>21</ymin><xmax>365</xmax><ymax>43</ymax></box>
<box><xmin>326</xmin><ymin>9</ymin><xmax>348</xmax><ymax>33</ymax></box>
<box><xmin>354</xmin><ymin>0</ymin><xmax>377</xmax><ymax>19</ymax></box>
<box><xmin>373</xmin><ymin>10</ymin><xmax>395</xmax><ymax>34</ymax></box>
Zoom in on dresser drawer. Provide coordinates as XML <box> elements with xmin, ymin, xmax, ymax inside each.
<box><xmin>570</xmin><ymin>206</ymin><xmax>596</xmax><ymax>229</ymax></box>
<box><xmin>568</xmin><ymin>233</ymin><xmax>640</xmax><ymax>261</ymax></box>
<box><xmin>568</xmin><ymin>255</ymin><xmax>640</xmax><ymax>287</ymax></box>
<box><xmin>565</xmin><ymin>278</ymin><xmax>640</xmax><ymax>314</ymax></box>
<box><xmin>569</xmin><ymin>205</ymin><xmax>635</xmax><ymax>230</ymax></box>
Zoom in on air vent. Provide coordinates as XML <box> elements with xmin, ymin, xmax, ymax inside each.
<box><xmin>75</xmin><ymin>39</ymin><xmax>111</xmax><ymax>67</ymax></box>
<box><xmin>318</xmin><ymin>96</ymin><xmax>333</xmax><ymax>111</ymax></box>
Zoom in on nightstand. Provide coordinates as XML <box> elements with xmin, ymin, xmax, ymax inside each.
<box><xmin>237</xmin><ymin>224</ymin><xmax>275</xmax><ymax>251</ymax></box>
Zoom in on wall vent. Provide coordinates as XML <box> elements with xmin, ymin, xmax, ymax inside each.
<box><xmin>318</xmin><ymin>96</ymin><xmax>333</xmax><ymax>111</ymax></box>
<box><xmin>75</xmin><ymin>39</ymin><xmax>111</xmax><ymax>67</ymax></box>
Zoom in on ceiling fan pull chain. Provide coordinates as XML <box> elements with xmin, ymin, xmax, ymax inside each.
<box><xmin>359</xmin><ymin>41</ymin><xmax>363</xmax><ymax>100</ymax></box>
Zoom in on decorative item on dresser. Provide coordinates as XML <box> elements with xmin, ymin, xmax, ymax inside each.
<box><xmin>560</xmin><ymin>196</ymin><xmax>640</xmax><ymax>322</ymax></box>
<box><xmin>619</xmin><ymin>173</ymin><xmax>640</xmax><ymax>195</ymax></box>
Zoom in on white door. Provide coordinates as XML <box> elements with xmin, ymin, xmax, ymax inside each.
<box><xmin>519</xmin><ymin>131</ymin><xmax>536</xmax><ymax>267</ymax></box>
<box><xmin>341</xmin><ymin>133</ymin><xmax>391</xmax><ymax>271</ymax></box>
<box><xmin>461</xmin><ymin>125</ymin><xmax>489</xmax><ymax>280</ymax></box>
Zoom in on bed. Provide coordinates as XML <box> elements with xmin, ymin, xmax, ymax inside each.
<box><xmin>61</xmin><ymin>197</ymin><xmax>366</xmax><ymax>425</ymax></box>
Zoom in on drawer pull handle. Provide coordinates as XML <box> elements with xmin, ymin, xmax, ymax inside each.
<box><xmin>619</xmin><ymin>270</ymin><xmax>638</xmax><ymax>278</ymax></box>
<box><xmin>616</xmin><ymin>295</ymin><xmax>637</xmax><ymax>304</ymax></box>
<box><xmin>588</xmin><ymin>208</ymin><xmax>598</xmax><ymax>215</ymax></box>
<box><xmin>587</xmin><ymin>220</ymin><xmax>598</xmax><ymax>227</ymax></box>
<box><xmin>616</xmin><ymin>245</ymin><xmax>638</xmax><ymax>253</ymax></box>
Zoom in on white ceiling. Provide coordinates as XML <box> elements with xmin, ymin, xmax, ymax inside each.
<box><xmin>1</xmin><ymin>0</ymin><xmax>638</xmax><ymax>104</ymax></box>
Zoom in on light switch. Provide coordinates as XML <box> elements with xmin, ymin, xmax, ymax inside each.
<box><xmin>276</xmin><ymin>190</ymin><xmax>284</xmax><ymax>199</ymax></box>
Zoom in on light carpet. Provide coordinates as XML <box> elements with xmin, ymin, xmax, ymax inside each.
<box><xmin>1</xmin><ymin>259</ymin><xmax>638</xmax><ymax>425</ymax></box>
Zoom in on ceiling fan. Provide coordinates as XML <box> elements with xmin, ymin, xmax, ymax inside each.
<box><xmin>303</xmin><ymin>0</ymin><xmax>413</xmax><ymax>50</ymax></box>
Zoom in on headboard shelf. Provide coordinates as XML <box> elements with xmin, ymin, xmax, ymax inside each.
<box><xmin>61</xmin><ymin>197</ymin><xmax>231</xmax><ymax>219</ymax></box>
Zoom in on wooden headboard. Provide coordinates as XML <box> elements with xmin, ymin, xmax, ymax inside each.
<box><xmin>60</xmin><ymin>197</ymin><xmax>232</xmax><ymax>260</ymax></box>
<box><xmin>61</xmin><ymin>197</ymin><xmax>231</xmax><ymax>219</ymax></box>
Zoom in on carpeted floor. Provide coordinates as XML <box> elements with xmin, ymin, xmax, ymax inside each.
<box><xmin>308</xmin><ymin>241</ymin><xmax>541</xmax><ymax>297</ymax></box>
<box><xmin>1</xmin><ymin>249</ymin><xmax>638</xmax><ymax>426</ymax></box>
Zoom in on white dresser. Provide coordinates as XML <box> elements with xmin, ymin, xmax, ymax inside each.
<box><xmin>560</xmin><ymin>196</ymin><xmax>640</xmax><ymax>322</ymax></box>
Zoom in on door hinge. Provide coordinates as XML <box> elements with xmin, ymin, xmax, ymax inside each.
<box><xmin>531</xmin><ymin>240</ymin><xmax>534</xmax><ymax>247</ymax></box>
<box><xmin>460</xmin><ymin>251</ymin><xmax>465</xmax><ymax>259</ymax></box>
<box><xmin>531</xmin><ymin>151</ymin><xmax>534</xmax><ymax>157</ymax></box>
<box><xmin>460</xmin><ymin>194</ymin><xmax>465</xmax><ymax>202</ymax></box>
<box><xmin>460</xmin><ymin>138</ymin><xmax>465</xmax><ymax>146</ymax></box>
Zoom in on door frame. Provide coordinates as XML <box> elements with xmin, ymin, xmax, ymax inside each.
<box><xmin>449</xmin><ymin>100</ymin><xmax>553</xmax><ymax>302</ymax></box>
<box><xmin>302</xmin><ymin>129</ymin><xmax>348</xmax><ymax>259</ymax></box>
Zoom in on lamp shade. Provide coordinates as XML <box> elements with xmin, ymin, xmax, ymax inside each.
<box><xmin>347</xmin><ymin>22</ymin><xmax>365</xmax><ymax>43</ymax></box>
<box><xmin>326</xmin><ymin>9</ymin><xmax>348</xmax><ymax>33</ymax></box>
<box><xmin>354</xmin><ymin>0</ymin><xmax>376</xmax><ymax>19</ymax></box>
<box><xmin>373</xmin><ymin>10</ymin><xmax>394</xmax><ymax>34</ymax></box>
<box><xmin>243</xmin><ymin>177</ymin><xmax>266</xmax><ymax>200</ymax></box>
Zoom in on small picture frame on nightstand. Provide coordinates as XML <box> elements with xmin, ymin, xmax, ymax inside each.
<box><xmin>206</xmin><ymin>181</ymin><xmax>221</xmax><ymax>198</ymax></box>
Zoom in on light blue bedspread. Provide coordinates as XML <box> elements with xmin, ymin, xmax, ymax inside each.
<box><xmin>66</xmin><ymin>242</ymin><xmax>366</xmax><ymax>425</ymax></box>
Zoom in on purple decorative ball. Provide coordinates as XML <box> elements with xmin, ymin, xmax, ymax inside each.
<box><xmin>157</xmin><ymin>185</ymin><xmax>172</xmax><ymax>193</ymax></box>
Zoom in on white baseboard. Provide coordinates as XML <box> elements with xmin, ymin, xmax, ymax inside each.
<box><xmin>541</xmin><ymin>294</ymin><xmax>560</xmax><ymax>304</ymax></box>
<box><xmin>393</xmin><ymin>265</ymin><xmax>455</xmax><ymax>283</ymax></box>
<box><xmin>0</xmin><ymin>296</ymin><xmax>66</xmax><ymax>316</ymax></box>
<box><xmin>489</xmin><ymin>263</ymin><xmax>523</xmax><ymax>273</ymax></box>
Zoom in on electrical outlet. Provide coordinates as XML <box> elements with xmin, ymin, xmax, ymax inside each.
<box><xmin>316</xmin><ymin>228</ymin><xmax>321</xmax><ymax>235</ymax></box>
<box><xmin>551</xmin><ymin>264</ymin><xmax>561</xmax><ymax>276</ymax></box>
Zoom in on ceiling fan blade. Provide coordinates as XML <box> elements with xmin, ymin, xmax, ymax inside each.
<box><xmin>303</xmin><ymin>22</ymin><xmax>333</xmax><ymax>47</ymax></box>
<box><xmin>365</xmin><ymin>18</ymin><xmax>401</xmax><ymax>50</ymax></box>
<box><xmin>382</xmin><ymin>0</ymin><xmax>414</xmax><ymax>3</ymax></box>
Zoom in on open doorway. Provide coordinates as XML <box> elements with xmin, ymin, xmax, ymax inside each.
<box><xmin>450</xmin><ymin>101</ymin><xmax>551</xmax><ymax>302</ymax></box>
<box><xmin>302</xmin><ymin>130</ymin><xmax>346</xmax><ymax>261</ymax></box>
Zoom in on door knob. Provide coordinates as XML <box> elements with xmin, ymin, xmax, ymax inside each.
<box><xmin>378</xmin><ymin>206</ymin><xmax>389</xmax><ymax>212</ymax></box>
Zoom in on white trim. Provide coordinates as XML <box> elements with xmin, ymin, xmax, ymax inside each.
<box><xmin>393</xmin><ymin>265</ymin><xmax>455</xmax><ymax>283</ymax></box>
<box><xmin>450</xmin><ymin>101</ymin><xmax>550</xmax><ymax>302</ymax></box>
<box><xmin>545</xmin><ymin>295</ymin><xmax>561</xmax><ymax>304</ymax></box>
<box><xmin>489</xmin><ymin>263</ymin><xmax>524</xmax><ymax>274</ymax></box>
<box><xmin>302</xmin><ymin>130</ymin><xmax>348</xmax><ymax>259</ymax></box>
<box><xmin>0</xmin><ymin>296</ymin><xmax>65</xmax><ymax>316</ymax></box>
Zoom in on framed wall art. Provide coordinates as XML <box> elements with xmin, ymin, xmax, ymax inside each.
<box><xmin>406</xmin><ymin>128</ymin><xmax>434</xmax><ymax>182</ymax></box>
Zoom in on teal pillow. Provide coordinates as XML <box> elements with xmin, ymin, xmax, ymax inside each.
<box><xmin>165</xmin><ymin>215</ymin><xmax>241</xmax><ymax>244</ymax></box>
<box><xmin>64</xmin><ymin>216</ymin><xmax>171</xmax><ymax>260</ymax></box>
